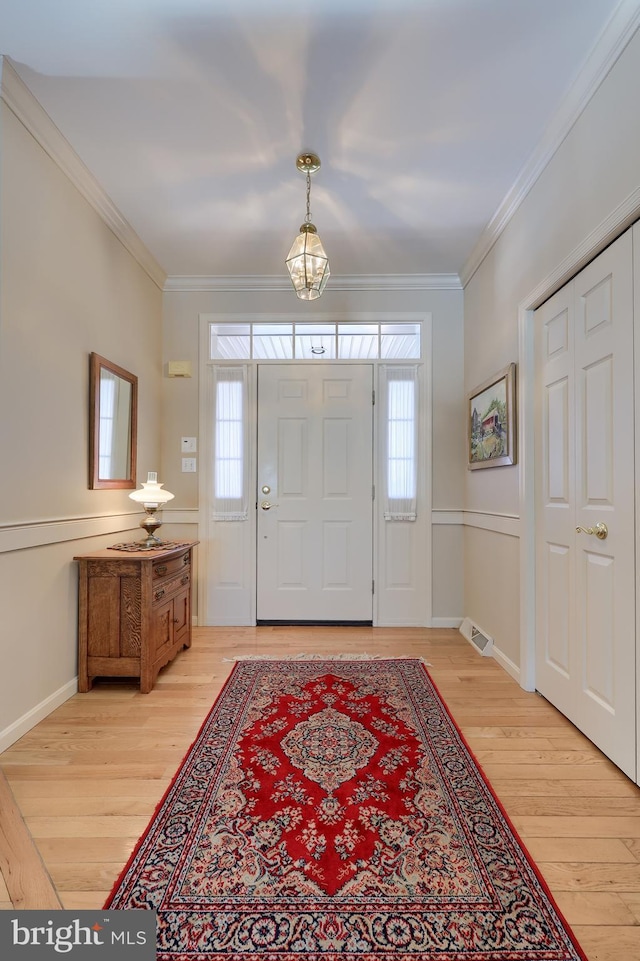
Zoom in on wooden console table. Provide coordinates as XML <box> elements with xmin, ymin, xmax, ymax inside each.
<box><xmin>75</xmin><ymin>541</ymin><xmax>198</xmax><ymax>693</ymax></box>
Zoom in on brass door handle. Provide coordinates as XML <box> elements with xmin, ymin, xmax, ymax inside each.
<box><xmin>576</xmin><ymin>522</ymin><xmax>608</xmax><ymax>540</ymax></box>
<box><xmin>260</xmin><ymin>501</ymin><xmax>278</xmax><ymax>510</ymax></box>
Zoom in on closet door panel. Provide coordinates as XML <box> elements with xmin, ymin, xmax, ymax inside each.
<box><xmin>535</xmin><ymin>285</ymin><xmax>576</xmax><ymax>718</ymax></box>
<box><xmin>573</xmin><ymin>230</ymin><xmax>635</xmax><ymax>778</ymax></box>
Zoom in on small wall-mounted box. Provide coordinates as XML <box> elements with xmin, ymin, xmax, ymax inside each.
<box><xmin>168</xmin><ymin>360</ymin><xmax>192</xmax><ymax>378</ymax></box>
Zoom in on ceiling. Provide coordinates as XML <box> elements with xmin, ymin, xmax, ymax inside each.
<box><xmin>0</xmin><ymin>0</ymin><xmax>636</xmax><ymax>282</ymax></box>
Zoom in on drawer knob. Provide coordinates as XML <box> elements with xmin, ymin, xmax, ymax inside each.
<box><xmin>155</xmin><ymin>588</ymin><xmax>165</xmax><ymax>600</ymax></box>
<box><xmin>155</xmin><ymin>565</ymin><xmax>168</xmax><ymax>576</ymax></box>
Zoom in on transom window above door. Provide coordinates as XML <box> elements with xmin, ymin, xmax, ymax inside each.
<box><xmin>209</xmin><ymin>322</ymin><xmax>421</xmax><ymax>361</ymax></box>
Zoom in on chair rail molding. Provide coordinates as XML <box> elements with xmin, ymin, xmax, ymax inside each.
<box><xmin>462</xmin><ymin>511</ymin><xmax>520</xmax><ymax>538</ymax></box>
<box><xmin>0</xmin><ymin>513</ymin><xmax>141</xmax><ymax>553</ymax></box>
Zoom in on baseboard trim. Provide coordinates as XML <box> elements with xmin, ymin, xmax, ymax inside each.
<box><xmin>431</xmin><ymin>617</ymin><xmax>463</xmax><ymax>628</ymax></box>
<box><xmin>0</xmin><ymin>678</ymin><xmax>77</xmax><ymax>753</ymax></box>
<box><xmin>491</xmin><ymin>645</ymin><xmax>521</xmax><ymax>684</ymax></box>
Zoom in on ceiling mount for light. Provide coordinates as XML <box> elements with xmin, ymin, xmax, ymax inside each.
<box><xmin>285</xmin><ymin>152</ymin><xmax>330</xmax><ymax>301</ymax></box>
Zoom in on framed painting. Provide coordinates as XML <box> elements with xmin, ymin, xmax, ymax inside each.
<box><xmin>468</xmin><ymin>363</ymin><xmax>516</xmax><ymax>469</ymax></box>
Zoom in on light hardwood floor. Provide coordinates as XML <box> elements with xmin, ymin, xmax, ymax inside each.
<box><xmin>1</xmin><ymin>626</ymin><xmax>640</xmax><ymax>960</ymax></box>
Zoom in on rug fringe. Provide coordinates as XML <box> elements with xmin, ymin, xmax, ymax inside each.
<box><xmin>223</xmin><ymin>653</ymin><xmax>432</xmax><ymax>664</ymax></box>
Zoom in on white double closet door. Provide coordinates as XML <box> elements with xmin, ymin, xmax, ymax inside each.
<box><xmin>256</xmin><ymin>364</ymin><xmax>374</xmax><ymax>622</ymax></box>
<box><xmin>534</xmin><ymin>229</ymin><xmax>636</xmax><ymax>779</ymax></box>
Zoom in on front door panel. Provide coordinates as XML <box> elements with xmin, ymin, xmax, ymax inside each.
<box><xmin>257</xmin><ymin>364</ymin><xmax>373</xmax><ymax>621</ymax></box>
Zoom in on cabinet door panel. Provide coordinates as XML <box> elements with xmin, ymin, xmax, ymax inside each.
<box><xmin>153</xmin><ymin>598</ymin><xmax>174</xmax><ymax>660</ymax></box>
<box><xmin>87</xmin><ymin>578</ymin><xmax>121</xmax><ymax>657</ymax></box>
<box><xmin>173</xmin><ymin>589</ymin><xmax>190</xmax><ymax>644</ymax></box>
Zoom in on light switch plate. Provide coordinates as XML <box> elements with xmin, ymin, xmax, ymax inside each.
<box><xmin>181</xmin><ymin>437</ymin><xmax>197</xmax><ymax>452</ymax></box>
<box><xmin>182</xmin><ymin>457</ymin><xmax>197</xmax><ymax>473</ymax></box>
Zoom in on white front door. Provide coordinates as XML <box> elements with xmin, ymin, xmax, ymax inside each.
<box><xmin>535</xmin><ymin>229</ymin><xmax>636</xmax><ymax>778</ymax></box>
<box><xmin>256</xmin><ymin>364</ymin><xmax>374</xmax><ymax>621</ymax></box>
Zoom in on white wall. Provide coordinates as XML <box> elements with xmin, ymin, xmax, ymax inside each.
<box><xmin>0</xmin><ymin>94</ymin><xmax>163</xmax><ymax>748</ymax></box>
<box><xmin>162</xmin><ymin>285</ymin><xmax>465</xmax><ymax>623</ymax></box>
<box><xmin>463</xmin><ymin>28</ymin><xmax>640</xmax><ymax>672</ymax></box>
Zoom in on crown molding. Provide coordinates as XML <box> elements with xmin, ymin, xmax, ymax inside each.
<box><xmin>523</xmin><ymin>184</ymin><xmax>640</xmax><ymax>310</ymax></box>
<box><xmin>460</xmin><ymin>0</ymin><xmax>640</xmax><ymax>288</ymax></box>
<box><xmin>164</xmin><ymin>273</ymin><xmax>462</xmax><ymax>292</ymax></box>
<box><xmin>0</xmin><ymin>56</ymin><xmax>167</xmax><ymax>291</ymax></box>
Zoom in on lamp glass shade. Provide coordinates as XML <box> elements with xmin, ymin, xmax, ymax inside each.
<box><xmin>286</xmin><ymin>224</ymin><xmax>330</xmax><ymax>300</ymax></box>
<box><xmin>129</xmin><ymin>478</ymin><xmax>174</xmax><ymax>509</ymax></box>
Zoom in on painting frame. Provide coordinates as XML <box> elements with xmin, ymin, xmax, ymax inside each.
<box><xmin>467</xmin><ymin>363</ymin><xmax>516</xmax><ymax>470</ymax></box>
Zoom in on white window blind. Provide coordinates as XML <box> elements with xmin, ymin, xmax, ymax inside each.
<box><xmin>382</xmin><ymin>365</ymin><xmax>418</xmax><ymax>521</ymax></box>
<box><xmin>212</xmin><ymin>366</ymin><xmax>249</xmax><ymax>521</ymax></box>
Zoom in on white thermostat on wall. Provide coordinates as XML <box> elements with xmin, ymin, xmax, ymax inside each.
<box><xmin>168</xmin><ymin>360</ymin><xmax>192</xmax><ymax>378</ymax></box>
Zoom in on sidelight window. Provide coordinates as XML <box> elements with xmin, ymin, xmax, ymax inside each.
<box><xmin>212</xmin><ymin>366</ymin><xmax>248</xmax><ymax>520</ymax></box>
<box><xmin>381</xmin><ymin>366</ymin><xmax>419</xmax><ymax>521</ymax></box>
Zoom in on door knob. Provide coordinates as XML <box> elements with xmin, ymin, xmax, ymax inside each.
<box><xmin>260</xmin><ymin>500</ymin><xmax>278</xmax><ymax>510</ymax></box>
<box><xmin>576</xmin><ymin>522</ymin><xmax>608</xmax><ymax>540</ymax></box>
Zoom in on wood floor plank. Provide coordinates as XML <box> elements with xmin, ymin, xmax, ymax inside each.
<box><xmin>618</xmin><ymin>892</ymin><xmax>640</xmax><ymax>922</ymax></box>
<box><xmin>524</xmin><ymin>837</ymin><xmax>638</xmax><ymax>864</ymax></box>
<box><xmin>18</xmin><ymin>797</ymin><xmax>161</xmax><ymax>817</ymax></box>
<box><xmin>540</xmin><ymin>862</ymin><xmax>640</xmax><ymax>891</ymax></box>
<box><xmin>552</xmin><ymin>891</ymin><xmax>637</xmax><ymax>925</ymax></box>
<box><xmin>478</xmin><ymin>763</ymin><xmax>627</xmax><ymax>781</ymax></box>
<box><xmin>25</xmin><ymin>816</ymin><xmax>154</xmax><ymax>839</ymax></box>
<box><xmin>35</xmin><ymin>838</ymin><xmax>143</xmax><ymax>864</ymax></box>
<box><xmin>622</xmin><ymin>839</ymin><xmax>640</xmax><ymax>861</ymax></box>
<box><xmin>512</xmin><ymin>816</ymin><xmax>640</xmax><ymax>839</ymax></box>
<box><xmin>473</xmin><ymin>750</ymin><xmax>607</xmax><ymax>765</ymax></box>
<box><xmin>60</xmin><ymin>891</ymin><xmax>112</xmax><ymax>910</ymax></box>
<box><xmin>9</xmin><ymin>778</ymin><xmax>168</xmax><ymax>800</ymax></box>
<box><xmin>491</xmin><ymin>779</ymin><xmax>640</xmax><ymax>798</ymax></box>
<box><xmin>500</xmin><ymin>798</ymin><xmax>640</xmax><ymax>817</ymax></box>
<box><xmin>48</xmin><ymin>862</ymin><xmax>126</xmax><ymax>892</ymax></box>
<box><xmin>571</xmin><ymin>927</ymin><xmax>640</xmax><ymax>961</ymax></box>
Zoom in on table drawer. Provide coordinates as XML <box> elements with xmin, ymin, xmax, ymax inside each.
<box><xmin>153</xmin><ymin>550</ymin><xmax>190</xmax><ymax>582</ymax></box>
<box><xmin>152</xmin><ymin>570</ymin><xmax>190</xmax><ymax>605</ymax></box>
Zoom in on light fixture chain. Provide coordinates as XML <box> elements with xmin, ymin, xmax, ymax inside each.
<box><xmin>305</xmin><ymin>170</ymin><xmax>312</xmax><ymax>223</ymax></box>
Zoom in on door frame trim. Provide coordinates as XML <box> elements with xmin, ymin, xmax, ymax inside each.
<box><xmin>198</xmin><ymin>313</ymin><xmax>432</xmax><ymax>628</ymax></box>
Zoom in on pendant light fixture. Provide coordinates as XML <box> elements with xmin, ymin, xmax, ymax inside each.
<box><xmin>285</xmin><ymin>152</ymin><xmax>330</xmax><ymax>300</ymax></box>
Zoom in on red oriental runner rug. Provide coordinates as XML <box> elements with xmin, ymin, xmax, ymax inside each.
<box><xmin>105</xmin><ymin>659</ymin><xmax>586</xmax><ymax>960</ymax></box>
